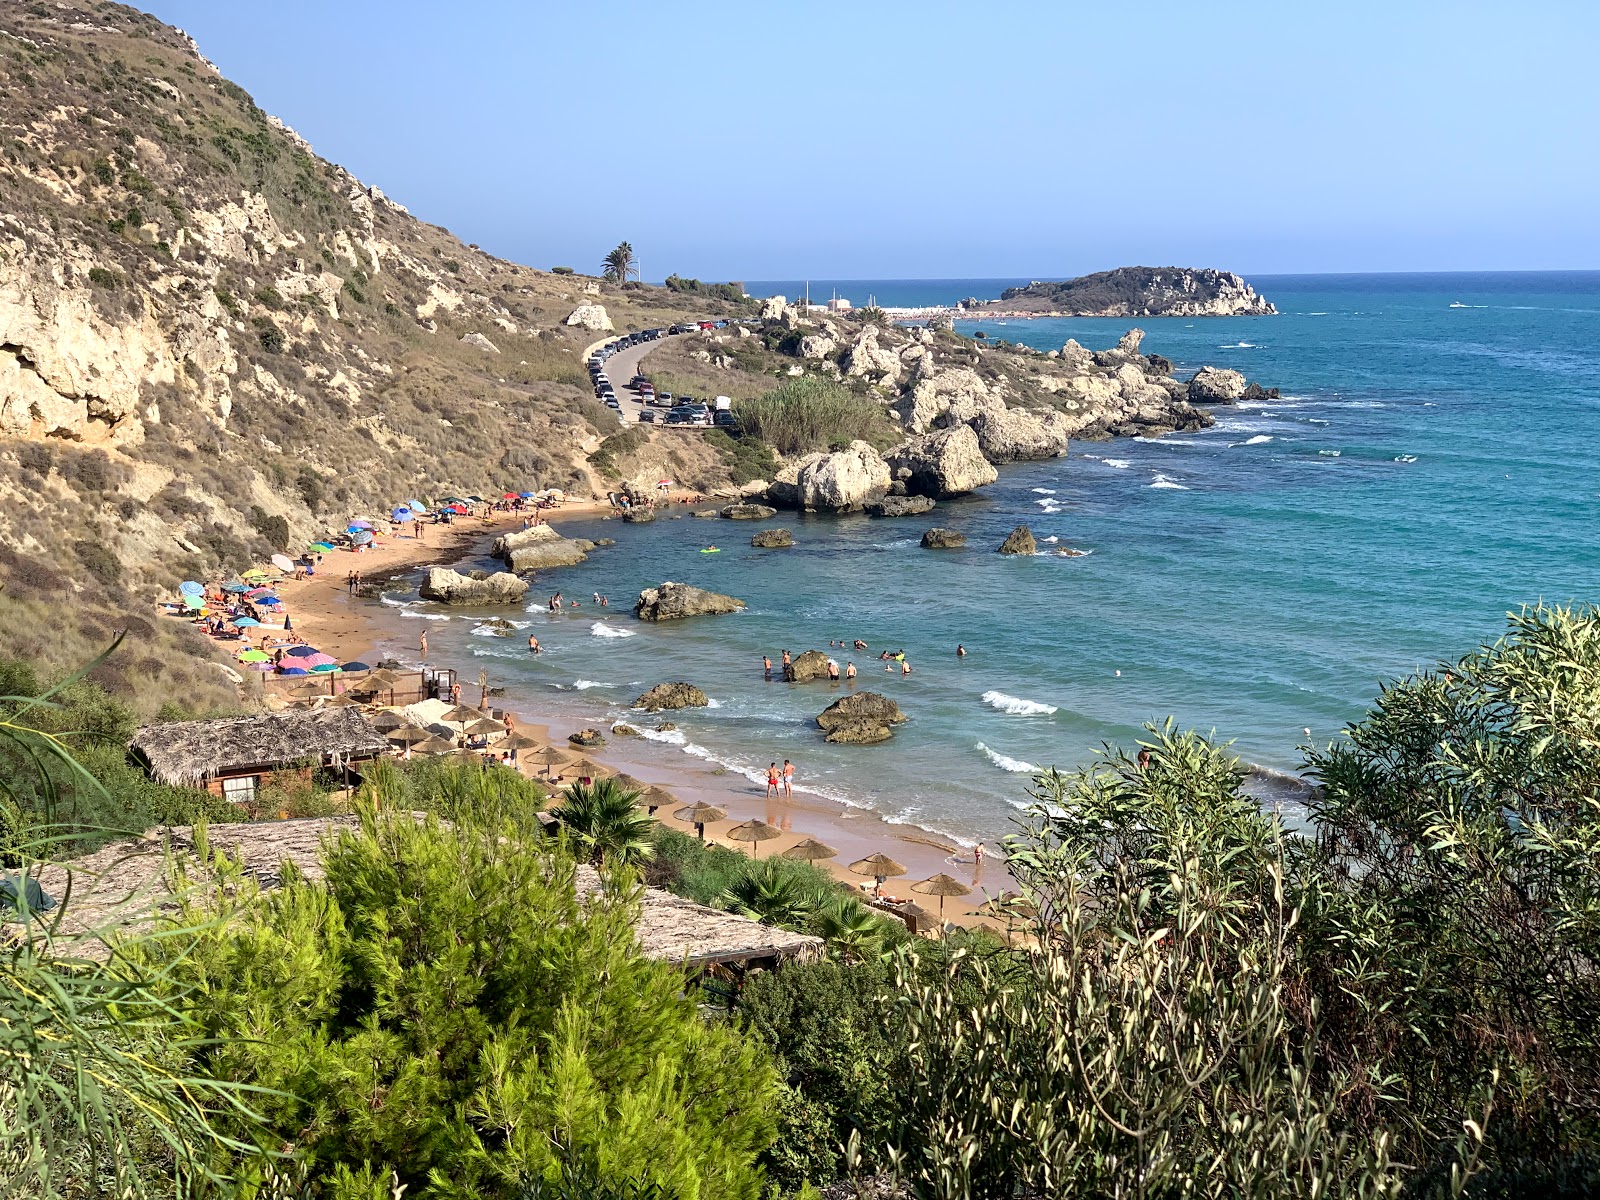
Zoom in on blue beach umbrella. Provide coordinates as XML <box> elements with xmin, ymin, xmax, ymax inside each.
<box><xmin>221</xmin><ymin>582</ymin><xmax>250</xmax><ymax>594</ymax></box>
<box><xmin>342</xmin><ymin>660</ymin><xmax>373</xmax><ymax>672</ymax></box>
<box><xmin>519</xmin><ymin>491</ymin><xmax>536</xmax><ymax>498</ymax></box>
<box><xmin>231</xmin><ymin>616</ymin><xmax>260</xmax><ymax>628</ymax></box>
<box><xmin>179</xmin><ymin>581</ymin><xmax>204</xmax><ymax>596</ymax></box>
<box><xmin>353</xmin><ymin>531</ymin><xmax>374</xmax><ymax>545</ymax></box>
<box><xmin>280</xmin><ymin>666</ymin><xmax>309</xmax><ymax>675</ymax></box>
<box><xmin>391</xmin><ymin>507</ymin><xmax>413</xmax><ymax>522</ymax></box>
<box><xmin>405</xmin><ymin>499</ymin><xmax>428</xmax><ymax>513</ymax></box>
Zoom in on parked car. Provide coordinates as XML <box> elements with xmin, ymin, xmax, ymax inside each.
<box><xmin>638</xmin><ymin>409</ymin><xmax>656</xmax><ymax>424</ymax></box>
<box><xmin>713</xmin><ymin>410</ymin><xmax>737</xmax><ymax>428</ymax></box>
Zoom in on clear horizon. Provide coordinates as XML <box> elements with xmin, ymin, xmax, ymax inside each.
<box><xmin>146</xmin><ymin>1</ymin><xmax>1600</xmax><ymax>280</ymax></box>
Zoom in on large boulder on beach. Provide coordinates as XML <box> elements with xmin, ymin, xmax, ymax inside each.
<box><xmin>633</xmin><ymin>682</ymin><xmax>709</xmax><ymax>712</ymax></box>
<box><xmin>418</xmin><ymin>567</ymin><xmax>528</xmax><ymax>605</ymax></box>
<box><xmin>1187</xmin><ymin>366</ymin><xmax>1248</xmax><ymax>404</ymax></box>
<box><xmin>720</xmin><ymin>502</ymin><xmax>777</xmax><ymax>520</ymax></box>
<box><xmin>921</xmin><ymin>528</ymin><xmax>966</xmax><ymax>549</ymax></box>
<box><xmin>564</xmin><ymin>304</ymin><xmax>613</xmax><ymax>331</ymax></box>
<box><xmin>634</xmin><ymin>582</ymin><xmax>747</xmax><ymax>622</ymax></box>
<box><xmin>867</xmin><ymin>494</ymin><xmax>936</xmax><ymax>518</ymax></box>
<box><xmin>816</xmin><ymin>692</ymin><xmax>908</xmax><ymax>745</ymax></box>
<box><xmin>492</xmin><ymin>525</ymin><xmax>589</xmax><ymax>572</ymax></box>
<box><xmin>568</xmin><ymin>728</ymin><xmax>607</xmax><ymax>747</ymax></box>
<box><xmin>886</xmin><ymin>425</ymin><xmax>998</xmax><ymax>499</ymax></box>
<box><xmin>621</xmin><ymin>507</ymin><xmax>655</xmax><ymax>524</ymax></box>
<box><xmin>997</xmin><ymin>525</ymin><xmax>1037</xmax><ymax>556</ymax></box>
<box><xmin>751</xmin><ymin>528</ymin><xmax>794</xmax><ymax>548</ymax></box>
<box><xmin>766</xmin><ymin>441</ymin><xmax>891</xmax><ymax>513</ymax></box>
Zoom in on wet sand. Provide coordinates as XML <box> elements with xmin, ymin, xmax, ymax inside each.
<box><xmin>266</xmin><ymin>502</ymin><xmax>1011</xmax><ymax>929</ymax></box>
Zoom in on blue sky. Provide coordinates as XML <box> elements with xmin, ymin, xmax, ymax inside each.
<box><xmin>145</xmin><ymin>1</ymin><xmax>1599</xmax><ymax>279</ymax></box>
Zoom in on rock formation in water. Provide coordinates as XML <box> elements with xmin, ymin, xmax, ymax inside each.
<box><xmin>634</xmin><ymin>582</ymin><xmax>747</xmax><ymax>621</ymax></box>
<box><xmin>816</xmin><ymin>692</ymin><xmax>909</xmax><ymax>744</ymax></box>
<box><xmin>983</xmin><ymin>267</ymin><xmax>1276</xmax><ymax>317</ymax></box>
<box><xmin>750</xmin><ymin>528</ymin><xmax>794</xmax><ymax>547</ymax></box>
<box><xmin>418</xmin><ymin>567</ymin><xmax>528</xmax><ymax>605</ymax></box>
<box><xmin>997</xmin><ymin>526</ymin><xmax>1037</xmax><ymax>556</ymax></box>
<box><xmin>633</xmin><ymin>682</ymin><xmax>709</xmax><ymax>712</ymax></box>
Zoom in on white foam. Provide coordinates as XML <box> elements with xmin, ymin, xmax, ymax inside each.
<box><xmin>1031</xmin><ymin>487</ymin><xmax>1057</xmax><ymax>495</ymax></box>
<box><xmin>639</xmin><ymin>727</ymin><xmax>686</xmax><ymax>746</ymax></box>
<box><xmin>1102</xmin><ymin>458</ymin><xmax>1132</xmax><ymax>470</ymax></box>
<box><xmin>380</xmin><ymin>595</ymin><xmax>412</xmax><ymax>608</ymax></box>
<box><xmin>1040</xmin><ymin>535</ymin><xmax>1060</xmax><ymax>544</ymax></box>
<box><xmin>1318</xmin><ymin>449</ymin><xmax>1342</xmax><ymax>458</ymax></box>
<box><xmin>977</xmin><ymin>742</ymin><xmax>1038</xmax><ymax>773</ymax></box>
<box><xmin>983</xmin><ymin>690</ymin><xmax>1058</xmax><ymax>716</ymax></box>
<box><xmin>573</xmin><ymin>679</ymin><xmax>611</xmax><ymax>690</ymax></box>
<box><xmin>1307</xmin><ymin>418</ymin><xmax>1330</xmax><ymax>425</ymax></box>
<box><xmin>1219</xmin><ymin>341</ymin><xmax>1256</xmax><ymax>348</ymax></box>
<box><xmin>1394</xmin><ymin>454</ymin><xmax>1418</xmax><ymax>464</ymax></box>
<box><xmin>1149</xmin><ymin>474</ymin><xmax>1190</xmax><ymax>490</ymax></box>
<box><xmin>590</xmin><ymin>622</ymin><xmax>636</xmax><ymax>638</ymax></box>
<box><xmin>401</xmin><ymin>611</ymin><xmax>452</xmax><ymax>620</ymax></box>
<box><xmin>1237</xmin><ymin>434</ymin><xmax>1274</xmax><ymax>446</ymax></box>
<box><xmin>524</xmin><ymin>602</ymin><xmax>551</xmax><ymax>613</ymax></box>
<box><xmin>705</xmin><ymin>697</ymin><xmax>722</xmax><ymax>708</ymax></box>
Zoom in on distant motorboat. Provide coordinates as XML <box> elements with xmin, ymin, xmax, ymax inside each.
<box><xmin>1449</xmin><ymin>301</ymin><xmax>1470</xmax><ymax>308</ymax></box>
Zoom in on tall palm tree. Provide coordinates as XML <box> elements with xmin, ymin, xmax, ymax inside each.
<box><xmin>720</xmin><ymin>859</ymin><xmax>818</xmax><ymax>929</ymax></box>
<box><xmin>601</xmin><ymin>241</ymin><xmax>637</xmax><ymax>283</ymax></box>
<box><xmin>556</xmin><ymin>778</ymin><xmax>654</xmax><ymax>869</ymax></box>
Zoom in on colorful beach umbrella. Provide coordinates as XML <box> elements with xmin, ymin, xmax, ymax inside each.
<box><xmin>308</xmin><ymin>661</ymin><xmax>342</xmax><ymax>673</ymax></box>
<box><xmin>283</xmin><ymin>645</ymin><xmax>322</xmax><ymax>658</ymax></box>
<box><xmin>181</xmin><ymin>594</ymin><xmax>204</xmax><ymax>610</ymax></box>
<box><xmin>230</xmin><ymin>616</ymin><xmax>260</xmax><ymax>628</ymax></box>
<box><xmin>391</xmin><ymin>507</ymin><xmax>413</xmax><ymax>522</ymax></box>
<box><xmin>238</xmin><ymin>649</ymin><xmax>270</xmax><ymax>663</ymax></box>
<box><xmin>256</xmin><ymin>596</ymin><xmax>282</xmax><ymax>608</ymax></box>
<box><xmin>519</xmin><ymin>491</ymin><xmax>536</xmax><ymax>498</ymax></box>
<box><xmin>179</xmin><ymin>581</ymin><xmax>204</xmax><ymax>596</ymax></box>
<box><xmin>353</xmin><ymin>531</ymin><xmax>374</xmax><ymax>546</ymax></box>
<box><xmin>242</xmin><ymin>569</ymin><xmax>269</xmax><ymax>581</ymax></box>
<box><xmin>405</xmin><ymin>499</ymin><xmax>428</xmax><ymax>512</ymax></box>
<box><xmin>342</xmin><ymin>660</ymin><xmax>373</xmax><ymax>672</ymax></box>
<box><xmin>221</xmin><ymin>582</ymin><xmax>250</xmax><ymax>593</ymax></box>
<box><xmin>280</xmin><ymin>666</ymin><xmax>309</xmax><ymax>675</ymax></box>
<box><xmin>310</xmin><ymin>541</ymin><xmax>335</xmax><ymax>551</ymax></box>
<box><xmin>348</xmin><ymin>520</ymin><xmax>373</xmax><ymax>530</ymax></box>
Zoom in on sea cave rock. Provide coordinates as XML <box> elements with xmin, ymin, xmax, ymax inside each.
<box><xmin>634</xmin><ymin>582</ymin><xmax>747</xmax><ymax>621</ymax></box>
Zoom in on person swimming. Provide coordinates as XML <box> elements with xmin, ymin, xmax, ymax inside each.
<box><xmin>956</xmin><ymin>644</ymin><xmax>967</xmax><ymax>657</ymax></box>
<box><xmin>763</xmin><ymin>655</ymin><xmax>773</xmax><ymax>680</ymax></box>
<box><xmin>845</xmin><ymin>661</ymin><xmax>857</xmax><ymax>679</ymax></box>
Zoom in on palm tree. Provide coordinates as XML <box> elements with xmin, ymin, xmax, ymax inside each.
<box><xmin>815</xmin><ymin>895</ymin><xmax>891</xmax><ymax>964</ymax></box>
<box><xmin>601</xmin><ymin>241</ymin><xmax>638</xmax><ymax>283</ymax></box>
<box><xmin>720</xmin><ymin>859</ymin><xmax>818</xmax><ymax>929</ymax></box>
<box><xmin>555</xmin><ymin>778</ymin><xmax>654</xmax><ymax>869</ymax></box>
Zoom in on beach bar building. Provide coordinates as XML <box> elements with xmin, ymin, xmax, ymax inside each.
<box><xmin>129</xmin><ymin>709</ymin><xmax>389</xmax><ymax>804</ymax></box>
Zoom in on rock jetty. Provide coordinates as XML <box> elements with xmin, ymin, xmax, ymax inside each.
<box><xmin>634</xmin><ymin>582</ymin><xmax>747</xmax><ymax>622</ymax></box>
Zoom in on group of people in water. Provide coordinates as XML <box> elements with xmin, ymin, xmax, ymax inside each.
<box><xmin>760</xmin><ymin>640</ymin><xmax>970</xmax><ymax>683</ymax></box>
<box><xmin>543</xmin><ymin>591</ymin><xmax>610</xmax><ymax>612</ymax></box>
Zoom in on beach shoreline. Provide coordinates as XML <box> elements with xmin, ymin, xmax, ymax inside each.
<box><xmin>267</xmin><ymin>503</ymin><xmax>1011</xmax><ymax>928</ymax></box>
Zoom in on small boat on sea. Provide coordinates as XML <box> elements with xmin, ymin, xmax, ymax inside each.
<box><xmin>1449</xmin><ymin>301</ymin><xmax>1470</xmax><ymax>308</ymax></box>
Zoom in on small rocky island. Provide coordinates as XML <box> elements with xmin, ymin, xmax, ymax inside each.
<box><xmin>970</xmin><ymin>267</ymin><xmax>1276</xmax><ymax>318</ymax></box>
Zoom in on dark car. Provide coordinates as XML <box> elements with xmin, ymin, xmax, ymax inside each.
<box><xmin>638</xmin><ymin>409</ymin><xmax>656</xmax><ymax>424</ymax></box>
<box><xmin>713</xmin><ymin>410</ymin><xmax>737</xmax><ymax>428</ymax></box>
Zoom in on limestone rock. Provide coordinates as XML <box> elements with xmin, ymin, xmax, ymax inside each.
<box><xmin>968</xmin><ymin>406</ymin><xmax>1072</xmax><ymax>464</ymax></box>
<box><xmin>787</xmin><ymin>650</ymin><xmax>834</xmax><ymax>683</ymax></box>
<box><xmin>816</xmin><ymin>692</ymin><xmax>908</xmax><ymax>745</ymax></box>
<box><xmin>1059</xmin><ymin>339</ymin><xmax>1094</xmax><ymax>370</ymax></box>
<box><xmin>621</xmin><ymin>507</ymin><xmax>655</xmax><ymax>523</ymax></box>
<box><xmin>798</xmin><ymin>333</ymin><xmax>836</xmax><ymax>359</ymax></box>
<box><xmin>903</xmin><ymin>366</ymin><xmax>993</xmax><ymax>434</ymax></box>
<box><xmin>492</xmin><ymin>526</ymin><xmax>589</xmax><ymax>572</ymax></box>
<box><xmin>843</xmin><ymin>326</ymin><xmax>902</xmax><ymax>385</ymax></box>
<box><xmin>886</xmin><ymin>425</ymin><xmax>998</xmax><ymax>499</ymax></box>
<box><xmin>751</xmin><ymin>528</ymin><xmax>794</xmax><ymax>548</ymax></box>
<box><xmin>759</xmin><ymin>295</ymin><xmax>788</xmax><ymax>320</ymax></box>
<box><xmin>633</xmin><ymin>682</ymin><xmax>710</xmax><ymax>712</ymax></box>
<box><xmin>568</xmin><ymin>728</ymin><xmax>607</xmax><ymax>747</ymax></box>
<box><xmin>634</xmin><ymin>582</ymin><xmax>747</xmax><ymax>621</ymax></box>
<box><xmin>867</xmin><ymin>494</ymin><xmax>936</xmax><ymax>518</ymax></box>
<box><xmin>564</xmin><ymin>304</ymin><xmax>614</xmax><ymax>331</ymax></box>
<box><xmin>792</xmin><ymin>440</ymin><xmax>892</xmax><ymax>513</ymax></box>
<box><xmin>720</xmin><ymin>502</ymin><xmax>777</xmax><ymax>520</ymax></box>
<box><xmin>693</xmin><ymin>509</ymin><xmax>720</xmax><ymax>519</ymax></box>
<box><xmin>998</xmin><ymin>525</ymin><xmax>1037</xmax><ymax>556</ymax></box>
<box><xmin>920</xmin><ymin>528</ymin><xmax>966</xmax><ymax>549</ymax></box>
<box><xmin>1187</xmin><ymin>366</ymin><xmax>1249</xmax><ymax>404</ymax></box>
<box><xmin>460</xmin><ymin>331</ymin><xmax>500</xmax><ymax>354</ymax></box>
<box><xmin>418</xmin><ymin>567</ymin><xmax>529</xmax><ymax>605</ymax></box>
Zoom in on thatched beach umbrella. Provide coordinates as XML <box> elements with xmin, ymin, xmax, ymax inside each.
<box><xmin>387</xmin><ymin>725</ymin><xmax>429</xmax><ymax>745</ymax></box>
<box><xmin>566</xmin><ymin>758</ymin><xmax>606</xmax><ymax>783</ymax></box>
<box><xmin>725</xmin><ymin>819</ymin><xmax>782</xmax><ymax>858</ymax></box>
<box><xmin>911</xmin><ymin>872</ymin><xmax>973</xmax><ymax>920</ymax></box>
<box><xmin>641</xmin><ymin>785</ymin><xmax>675</xmax><ymax>815</ymax></box>
<box><xmin>370</xmin><ymin>709</ymin><xmax>410</xmax><ymax>732</ymax></box>
<box><xmin>528</xmin><ymin>744</ymin><xmax>569</xmax><ymax>776</ymax></box>
<box><xmin>413</xmin><ymin>734</ymin><xmax>457</xmax><ymax>755</ymax></box>
<box><xmin>672</xmin><ymin>801</ymin><xmax>726</xmax><ymax>841</ymax></box>
<box><xmin>439</xmin><ymin>705</ymin><xmax>482</xmax><ymax>725</ymax></box>
<box><xmin>353</xmin><ymin>668</ymin><xmax>406</xmax><ymax>705</ymax></box>
<box><xmin>782</xmin><ymin>837</ymin><xmax>838</xmax><ymax>863</ymax></box>
<box><xmin>848</xmin><ymin>852</ymin><xmax>908</xmax><ymax>894</ymax></box>
<box><xmin>612</xmin><ymin>773</ymin><xmax>648</xmax><ymax>796</ymax></box>
<box><xmin>462</xmin><ymin>717</ymin><xmax>504</xmax><ymax>737</ymax></box>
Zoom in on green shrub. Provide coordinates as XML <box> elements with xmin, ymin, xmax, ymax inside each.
<box><xmin>87</xmin><ymin>266</ymin><xmax>122</xmax><ymax>288</ymax></box>
<box><xmin>587</xmin><ymin>425</ymin><xmax>649</xmax><ymax>475</ymax></box>
<box><xmin>72</xmin><ymin>539</ymin><xmax>122</xmax><ymax>587</ymax></box>
<box><xmin>551</xmin><ymin>265</ymin><xmax>575</xmax><ymax>275</ymax></box>
<box><xmin>294</xmin><ymin>465</ymin><xmax>324</xmax><ymax>511</ymax></box>
<box><xmin>733</xmin><ymin>378</ymin><xmax>900</xmax><ymax>455</ymax></box>
<box><xmin>141</xmin><ymin>803</ymin><xmax>779</xmax><ymax>1197</ymax></box>
<box><xmin>705</xmin><ymin>429</ymin><xmax>778</xmax><ymax>485</ymax></box>
<box><xmin>253</xmin><ymin>317</ymin><xmax>284</xmax><ymax>354</ymax></box>
<box><xmin>246</xmin><ymin>504</ymin><xmax>290</xmax><ymax>552</ymax></box>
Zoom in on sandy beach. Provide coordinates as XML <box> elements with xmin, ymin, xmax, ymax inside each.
<box><xmin>261</xmin><ymin>503</ymin><xmax>1010</xmax><ymax>930</ymax></box>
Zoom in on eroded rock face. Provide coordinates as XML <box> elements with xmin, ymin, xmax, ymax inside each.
<box><xmin>816</xmin><ymin>691</ymin><xmax>908</xmax><ymax>744</ymax></box>
<box><xmin>967</xmin><ymin>406</ymin><xmax>1071</xmax><ymax>464</ymax></box>
<box><xmin>997</xmin><ymin>525</ymin><xmax>1037</xmax><ymax>556</ymax></box>
<box><xmin>759</xmin><ymin>295</ymin><xmax>788</xmax><ymax>321</ymax></box>
<box><xmin>633</xmin><ymin>682</ymin><xmax>709</xmax><ymax>711</ymax></box>
<box><xmin>568</xmin><ymin>728</ymin><xmax>607</xmax><ymax>747</ymax></box>
<box><xmin>843</xmin><ymin>325</ymin><xmax>903</xmax><ymax>385</ymax></box>
<box><xmin>751</xmin><ymin>528</ymin><xmax>794</xmax><ymax>547</ymax></box>
<box><xmin>1187</xmin><ymin>366</ymin><xmax>1248</xmax><ymax>403</ymax></box>
<box><xmin>492</xmin><ymin>525</ymin><xmax>589</xmax><ymax>571</ymax></box>
<box><xmin>798</xmin><ymin>333</ymin><xmax>836</xmax><ymax>359</ymax></box>
<box><xmin>418</xmin><ymin>567</ymin><xmax>529</xmax><ymax>604</ymax></box>
<box><xmin>867</xmin><ymin>494</ymin><xmax>936</xmax><ymax>518</ymax></box>
<box><xmin>720</xmin><ymin>503</ymin><xmax>777</xmax><ymax>520</ymax></box>
<box><xmin>788</xmin><ymin>650</ymin><xmax>833</xmax><ymax>682</ymax></box>
<box><xmin>921</xmin><ymin>527</ymin><xmax>966</xmax><ymax>549</ymax></box>
<box><xmin>887</xmin><ymin>425</ymin><xmax>998</xmax><ymax>498</ymax></box>
<box><xmin>564</xmin><ymin>304</ymin><xmax>613</xmax><ymax>331</ymax></box>
<box><xmin>798</xmin><ymin>440</ymin><xmax>891</xmax><ymax>512</ymax></box>
<box><xmin>621</xmin><ymin>507</ymin><xmax>655</xmax><ymax>523</ymax></box>
<box><xmin>634</xmin><ymin>582</ymin><xmax>747</xmax><ymax>621</ymax></box>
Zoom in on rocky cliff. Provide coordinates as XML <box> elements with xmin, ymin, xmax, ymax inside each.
<box><xmin>985</xmin><ymin>267</ymin><xmax>1276</xmax><ymax>317</ymax></box>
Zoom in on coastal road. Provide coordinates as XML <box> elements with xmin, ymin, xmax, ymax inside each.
<box><xmin>597</xmin><ymin>332</ymin><xmax>694</xmax><ymax>426</ymax></box>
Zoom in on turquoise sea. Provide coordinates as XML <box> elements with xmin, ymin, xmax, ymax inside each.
<box><xmin>384</xmin><ymin>272</ymin><xmax>1600</xmax><ymax>846</ymax></box>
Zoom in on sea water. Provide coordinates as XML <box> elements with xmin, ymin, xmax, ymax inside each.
<box><xmin>388</xmin><ymin>272</ymin><xmax>1600</xmax><ymax>845</ymax></box>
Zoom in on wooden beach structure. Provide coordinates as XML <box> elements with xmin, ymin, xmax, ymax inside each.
<box><xmin>128</xmin><ymin>709</ymin><xmax>389</xmax><ymax>804</ymax></box>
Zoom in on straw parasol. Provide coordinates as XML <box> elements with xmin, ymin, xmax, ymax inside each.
<box><xmin>439</xmin><ymin>705</ymin><xmax>482</xmax><ymax>724</ymax></box>
<box><xmin>672</xmin><ymin>801</ymin><xmax>726</xmax><ymax>841</ymax></box>
<box><xmin>641</xmin><ymin>785</ymin><xmax>676</xmax><ymax>815</ymax></box>
<box><xmin>613</xmin><ymin>772</ymin><xmax>648</xmax><ymax>794</ymax></box>
<box><xmin>386</xmin><ymin>725</ymin><xmax>429</xmax><ymax>745</ymax></box>
<box><xmin>849</xmin><ymin>852</ymin><xmax>908</xmax><ymax>894</ymax></box>
<box><xmin>725</xmin><ymin>819</ymin><xmax>782</xmax><ymax>858</ymax></box>
<box><xmin>782</xmin><ymin>837</ymin><xmax>838</xmax><ymax>863</ymax></box>
<box><xmin>462</xmin><ymin>717</ymin><xmax>504</xmax><ymax>737</ymax></box>
<box><xmin>352</xmin><ymin>668</ymin><xmax>406</xmax><ymax>704</ymax></box>
<box><xmin>911</xmin><ymin>872</ymin><xmax>973</xmax><ymax>919</ymax></box>
<box><xmin>528</xmin><ymin>744</ymin><xmax>568</xmax><ymax>775</ymax></box>
<box><xmin>412</xmin><ymin>734</ymin><xmax>458</xmax><ymax>755</ymax></box>
<box><xmin>370</xmin><ymin>709</ymin><xmax>410</xmax><ymax>732</ymax></box>
<box><xmin>286</xmin><ymin>679</ymin><xmax>332</xmax><ymax>700</ymax></box>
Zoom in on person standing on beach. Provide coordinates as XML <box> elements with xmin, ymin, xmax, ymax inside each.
<box><xmin>419</xmin><ymin>629</ymin><xmax>428</xmax><ymax>661</ymax></box>
<box><xmin>782</xmin><ymin>759</ymin><xmax>794</xmax><ymax>797</ymax></box>
<box><xmin>766</xmin><ymin>762</ymin><xmax>780</xmax><ymax>799</ymax></box>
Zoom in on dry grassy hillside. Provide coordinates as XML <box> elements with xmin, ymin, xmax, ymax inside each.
<box><xmin>0</xmin><ymin>2</ymin><xmax>752</xmax><ymax>706</ymax></box>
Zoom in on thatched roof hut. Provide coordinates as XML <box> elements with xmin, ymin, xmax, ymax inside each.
<box><xmin>129</xmin><ymin>709</ymin><xmax>389</xmax><ymax>788</ymax></box>
<box><xmin>36</xmin><ymin>817</ymin><xmax>823</xmax><ymax>971</ymax></box>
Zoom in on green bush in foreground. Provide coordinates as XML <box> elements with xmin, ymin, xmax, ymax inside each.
<box><xmin>140</xmin><ymin>802</ymin><xmax>779</xmax><ymax>1199</ymax></box>
<box><xmin>733</xmin><ymin>378</ymin><xmax>900</xmax><ymax>455</ymax></box>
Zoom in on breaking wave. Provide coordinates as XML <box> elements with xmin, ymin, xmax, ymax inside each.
<box><xmin>982</xmin><ymin>690</ymin><xmax>1058</xmax><ymax>716</ymax></box>
<box><xmin>1149</xmin><ymin>474</ymin><xmax>1190</xmax><ymax>490</ymax></box>
<box><xmin>977</xmin><ymin>742</ymin><xmax>1037</xmax><ymax>773</ymax></box>
<box><xmin>590</xmin><ymin>622</ymin><xmax>636</xmax><ymax>638</ymax></box>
